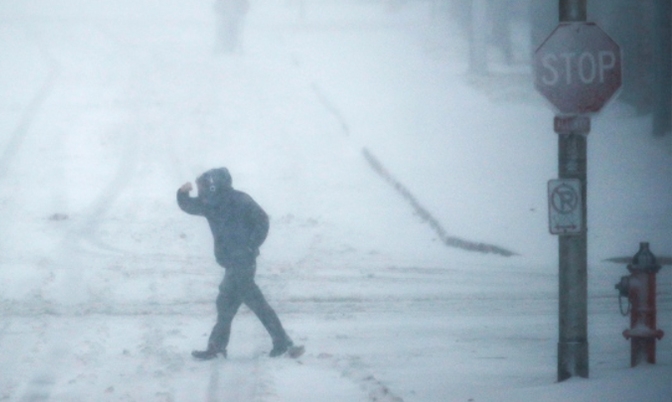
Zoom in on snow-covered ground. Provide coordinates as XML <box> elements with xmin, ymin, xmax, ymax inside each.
<box><xmin>0</xmin><ymin>1</ymin><xmax>670</xmax><ymax>401</ymax></box>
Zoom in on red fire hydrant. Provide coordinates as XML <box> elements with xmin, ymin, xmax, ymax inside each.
<box><xmin>615</xmin><ymin>242</ymin><xmax>665</xmax><ymax>367</ymax></box>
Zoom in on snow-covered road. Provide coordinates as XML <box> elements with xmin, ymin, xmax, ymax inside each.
<box><xmin>1</xmin><ymin>1</ymin><xmax>670</xmax><ymax>401</ymax></box>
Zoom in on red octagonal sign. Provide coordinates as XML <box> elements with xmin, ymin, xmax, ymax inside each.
<box><xmin>534</xmin><ymin>22</ymin><xmax>622</xmax><ymax>115</ymax></box>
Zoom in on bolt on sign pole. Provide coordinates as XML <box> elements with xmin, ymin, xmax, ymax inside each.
<box><xmin>557</xmin><ymin>0</ymin><xmax>589</xmax><ymax>382</ymax></box>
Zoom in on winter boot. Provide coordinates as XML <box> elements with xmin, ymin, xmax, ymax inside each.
<box><xmin>269</xmin><ymin>340</ymin><xmax>293</xmax><ymax>358</ymax></box>
<box><xmin>192</xmin><ymin>343</ymin><xmax>226</xmax><ymax>360</ymax></box>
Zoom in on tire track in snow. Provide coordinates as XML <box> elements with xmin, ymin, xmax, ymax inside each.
<box><xmin>65</xmin><ymin>126</ymin><xmax>139</xmax><ymax>254</ymax></box>
<box><xmin>362</xmin><ymin>148</ymin><xmax>517</xmax><ymax>257</ymax></box>
<box><xmin>0</xmin><ymin>23</ymin><xmax>157</xmax><ymax>328</ymax></box>
<box><xmin>57</xmin><ymin>25</ymin><xmax>144</xmax><ymax>255</ymax></box>
<box><xmin>310</xmin><ymin>354</ymin><xmax>404</xmax><ymax>402</ymax></box>
<box><xmin>0</xmin><ymin>23</ymin><xmax>135</xmax><ymax>259</ymax></box>
<box><xmin>0</xmin><ymin>29</ymin><xmax>60</xmax><ymax>184</ymax></box>
<box><xmin>311</xmin><ymin>82</ymin><xmax>350</xmax><ymax>136</ymax></box>
<box><xmin>307</xmin><ymin>74</ymin><xmax>517</xmax><ymax>257</ymax></box>
<box><xmin>50</xmin><ymin>23</ymin><xmax>183</xmax><ymax>256</ymax></box>
<box><xmin>6</xmin><ymin>23</ymin><xmax>143</xmax><ymax>257</ymax></box>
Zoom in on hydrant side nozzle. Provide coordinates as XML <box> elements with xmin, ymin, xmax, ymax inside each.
<box><xmin>615</xmin><ymin>276</ymin><xmax>629</xmax><ymax>297</ymax></box>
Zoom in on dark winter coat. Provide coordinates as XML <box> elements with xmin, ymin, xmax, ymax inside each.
<box><xmin>177</xmin><ymin>187</ymin><xmax>269</xmax><ymax>269</ymax></box>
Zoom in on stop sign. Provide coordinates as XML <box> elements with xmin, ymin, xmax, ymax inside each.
<box><xmin>534</xmin><ymin>23</ymin><xmax>622</xmax><ymax>115</ymax></box>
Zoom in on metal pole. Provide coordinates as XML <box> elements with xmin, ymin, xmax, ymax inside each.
<box><xmin>559</xmin><ymin>0</ymin><xmax>587</xmax><ymax>22</ymax></box>
<box><xmin>556</xmin><ymin>117</ymin><xmax>589</xmax><ymax>381</ymax></box>
<box><xmin>557</xmin><ymin>0</ymin><xmax>589</xmax><ymax>384</ymax></box>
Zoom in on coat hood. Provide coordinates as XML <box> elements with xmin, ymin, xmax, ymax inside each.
<box><xmin>197</xmin><ymin>167</ymin><xmax>233</xmax><ymax>204</ymax></box>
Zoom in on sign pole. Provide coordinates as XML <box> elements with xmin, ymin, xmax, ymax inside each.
<box><xmin>548</xmin><ymin>121</ymin><xmax>589</xmax><ymax>382</ymax></box>
<box><xmin>557</xmin><ymin>0</ymin><xmax>589</xmax><ymax>382</ymax></box>
<box><xmin>556</xmin><ymin>116</ymin><xmax>589</xmax><ymax>381</ymax></box>
<box><xmin>559</xmin><ymin>0</ymin><xmax>586</xmax><ymax>22</ymax></box>
<box><xmin>535</xmin><ymin>0</ymin><xmax>621</xmax><ymax>381</ymax></box>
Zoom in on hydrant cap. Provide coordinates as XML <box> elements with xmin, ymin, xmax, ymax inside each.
<box><xmin>628</xmin><ymin>242</ymin><xmax>662</xmax><ymax>273</ymax></box>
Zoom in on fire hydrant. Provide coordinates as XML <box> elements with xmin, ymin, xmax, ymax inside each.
<box><xmin>614</xmin><ymin>242</ymin><xmax>665</xmax><ymax>366</ymax></box>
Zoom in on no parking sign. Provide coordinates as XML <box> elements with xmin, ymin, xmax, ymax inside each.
<box><xmin>548</xmin><ymin>179</ymin><xmax>582</xmax><ymax>235</ymax></box>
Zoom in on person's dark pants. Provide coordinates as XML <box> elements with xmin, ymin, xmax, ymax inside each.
<box><xmin>207</xmin><ymin>260</ymin><xmax>289</xmax><ymax>352</ymax></box>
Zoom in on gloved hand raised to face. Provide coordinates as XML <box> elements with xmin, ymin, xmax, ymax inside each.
<box><xmin>179</xmin><ymin>182</ymin><xmax>193</xmax><ymax>193</ymax></box>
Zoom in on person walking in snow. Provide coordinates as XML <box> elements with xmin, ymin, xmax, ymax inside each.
<box><xmin>177</xmin><ymin>168</ymin><xmax>294</xmax><ymax>359</ymax></box>
<box><xmin>213</xmin><ymin>0</ymin><xmax>250</xmax><ymax>53</ymax></box>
